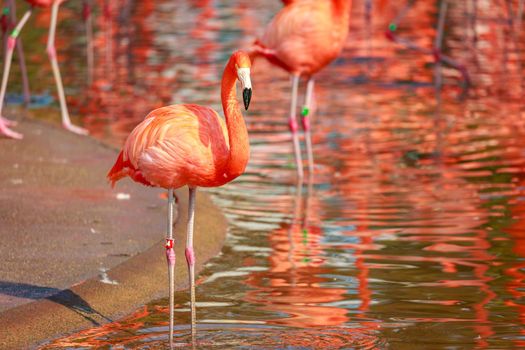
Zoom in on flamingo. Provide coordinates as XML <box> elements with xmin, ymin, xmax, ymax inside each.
<box><xmin>107</xmin><ymin>50</ymin><xmax>252</xmax><ymax>346</ymax></box>
<box><xmin>0</xmin><ymin>0</ymin><xmax>88</xmax><ymax>139</ymax></box>
<box><xmin>251</xmin><ymin>0</ymin><xmax>351</xmax><ymax>179</ymax></box>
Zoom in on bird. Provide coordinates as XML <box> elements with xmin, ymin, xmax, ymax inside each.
<box><xmin>0</xmin><ymin>0</ymin><xmax>88</xmax><ymax>139</ymax></box>
<box><xmin>250</xmin><ymin>0</ymin><xmax>351</xmax><ymax>179</ymax></box>
<box><xmin>107</xmin><ymin>50</ymin><xmax>253</xmax><ymax>346</ymax></box>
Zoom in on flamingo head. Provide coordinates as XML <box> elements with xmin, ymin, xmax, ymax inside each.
<box><xmin>233</xmin><ymin>51</ymin><xmax>252</xmax><ymax>110</ymax></box>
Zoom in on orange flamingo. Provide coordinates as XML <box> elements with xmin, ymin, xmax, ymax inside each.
<box><xmin>107</xmin><ymin>51</ymin><xmax>253</xmax><ymax>346</ymax></box>
<box><xmin>0</xmin><ymin>0</ymin><xmax>87</xmax><ymax>139</ymax></box>
<box><xmin>251</xmin><ymin>0</ymin><xmax>351</xmax><ymax>179</ymax></box>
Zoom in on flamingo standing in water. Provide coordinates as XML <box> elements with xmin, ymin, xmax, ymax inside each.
<box><xmin>251</xmin><ymin>0</ymin><xmax>351</xmax><ymax>179</ymax></box>
<box><xmin>107</xmin><ymin>51</ymin><xmax>253</xmax><ymax>346</ymax></box>
<box><xmin>0</xmin><ymin>0</ymin><xmax>87</xmax><ymax>139</ymax></box>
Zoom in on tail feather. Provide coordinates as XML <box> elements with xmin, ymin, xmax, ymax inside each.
<box><xmin>107</xmin><ymin>150</ymin><xmax>127</xmax><ymax>188</ymax></box>
<box><xmin>250</xmin><ymin>40</ymin><xmax>291</xmax><ymax>72</ymax></box>
<box><xmin>107</xmin><ymin>150</ymin><xmax>154</xmax><ymax>188</ymax></box>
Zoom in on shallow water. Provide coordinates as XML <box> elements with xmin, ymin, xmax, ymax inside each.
<box><xmin>6</xmin><ymin>0</ymin><xmax>525</xmax><ymax>348</ymax></box>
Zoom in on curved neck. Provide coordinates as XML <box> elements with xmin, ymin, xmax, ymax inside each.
<box><xmin>221</xmin><ymin>59</ymin><xmax>249</xmax><ymax>179</ymax></box>
<box><xmin>332</xmin><ymin>0</ymin><xmax>351</xmax><ymax>22</ymax></box>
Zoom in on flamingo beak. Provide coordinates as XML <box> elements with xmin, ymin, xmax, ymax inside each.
<box><xmin>237</xmin><ymin>67</ymin><xmax>252</xmax><ymax>111</ymax></box>
<box><xmin>243</xmin><ymin>88</ymin><xmax>252</xmax><ymax>110</ymax></box>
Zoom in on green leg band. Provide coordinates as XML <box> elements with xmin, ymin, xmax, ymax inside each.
<box><xmin>301</xmin><ymin>106</ymin><xmax>310</xmax><ymax>117</ymax></box>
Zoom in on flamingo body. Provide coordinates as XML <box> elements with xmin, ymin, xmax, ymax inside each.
<box><xmin>254</xmin><ymin>0</ymin><xmax>350</xmax><ymax>76</ymax></box>
<box><xmin>108</xmin><ymin>103</ymin><xmax>244</xmax><ymax>189</ymax></box>
<box><xmin>26</xmin><ymin>0</ymin><xmax>65</xmax><ymax>8</ymax></box>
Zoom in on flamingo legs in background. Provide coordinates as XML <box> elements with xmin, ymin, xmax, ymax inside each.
<box><xmin>0</xmin><ymin>8</ymin><xmax>31</xmax><ymax>139</ymax></box>
<box><xmin>47</xmin><ymin>1</ymin><xmax>88</xmax><ymax>135</ymax></box>
<box><xmin>385</xmin><ymin>0</ymin><xmax>470</xmax><ymax>88</ymax></box>
<box><xmin>7</xmin><ymin>0</ymin><xmax>30</xmax><ymax>105</ymax></box>
<box><xmin>302</xmin><ymin>78</ymin><xmax>314</xmax><ymax>176</ymax></box>
<box><xmin>0</xmin><ymin>1</ymin><xmax>88</xmax><ymax>139</ymax></box>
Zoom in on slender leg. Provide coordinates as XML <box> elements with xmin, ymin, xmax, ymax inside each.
<box><xmin>0</xmin><ymin>9</ymin><xmax>31</xmax><ymax>139</ymax></box>
<box><xmin>289</xmin><ymin>74</ymin><xmax>303</xmax><ymax>180</ymax></box>
<box><xmin>185</xmin><ymin>187</ymin><xmax>197</xmax><ymax>341</ymax></box>
<box><xmin>8</xmin><ymin>0</ymin><xmax>30</xmax><ymax>106</ymax></box>
<box><xmin>301</xmin><ymin>78</ymin><xmax>315</xmax><ymax>177</ymax></box>
<box><xmin>165</xmin><ymin>188</ymin><xmax>176</xmax><ymax>347</ymax></box>
<box><xmin>83</xmin><ymin>0</ymin><xmax>94</xmax><ymax>86</ymax></box>
<box><xmin>47</xmin><ymin>1</ymin><xmax>88</xmax><ymax>135</ymax></box>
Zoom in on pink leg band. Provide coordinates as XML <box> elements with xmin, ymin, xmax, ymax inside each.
<box><xmin>302</xmin><ymin>116</ymin><xmax>310</xmax><ymax>131</ymax></box>
<box><xmin>289</xmin><ymin>118</ymin><xmax>298</xmax><ymax>133</ymax></box>
<box><xmin>432</xmin><ymin>48</ymin><xmax>442</xmax><ymax>62</ymax></box>
<box><xmin>185</xmin><ymin>247</ymin><xmax>195</xmax><ymax>266</ymax></box>
<box><xmin>47</xmin><ymin>46</ymin><xmax>56</xmax><ymax>60</ymax></box>
<box><xmin>82</xmin><ymin>3</ymin><xmax>91</xmax><ymax>21</ymax></box>
<box><xmin>7</xmin><ymin>37</ymin><xmax>16</xmax><ymax>50</ymax></box>
<box><xmin>385</xmin><ymin>31</ymin><xmax>396</xmax><ymax>42</ymax></box>
<box><xmin>165</xmin><ymin>239</ymin><xmax>175</xmax><ymax>266</ymax></box>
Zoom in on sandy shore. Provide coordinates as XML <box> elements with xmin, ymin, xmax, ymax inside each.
<box><xmin>0</xmin><ymin>118</ymin><xmax>227</xmax><ymax>349</ymax></box>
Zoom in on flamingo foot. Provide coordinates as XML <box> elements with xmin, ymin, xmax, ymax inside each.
<box><xmin>0</xmin><ymin>119</ymin><xmax>23</xmax><ymax>139</ymax></box>
<box><xmin>63</xmin><ymin>122</ymin><xmax>88</xmax><ymax>136</ymax></box>
<box><xmin>0</xmin><ymin>117</ymin><xmax>17</xmax><ymax>127</ymax></box>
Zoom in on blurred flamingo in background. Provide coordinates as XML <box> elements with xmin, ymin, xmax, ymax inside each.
<box><xmin>107</xmin><ymin>51</ymin><xmax>253</xmax><ymax>346</ymax></box>
<box><xmin>251</xmin><ymin>0</ymin><xmax>351</xmax><ymax>179</ymax></box>
<box><xmin>0</xmin><ymin>0</ymin><xmax>88</xmax><ymax>139</ymax></box>
<box><xmin>384</xmin><ymin>0</ymin><xmax>470</xmax><ymax>89</ymax></box>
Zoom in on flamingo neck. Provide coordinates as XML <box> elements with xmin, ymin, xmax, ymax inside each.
<box><xmin>333</xmin><ymin>0</ymin><xmax>351</xmax><ymax>21</ymax></box>
<box><xmin>221</xmin><ymin>59</ymin><xmax>249</xmax><ymax>180</ymax></box>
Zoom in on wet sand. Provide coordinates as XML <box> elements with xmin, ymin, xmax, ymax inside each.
<box><xmin>0</xmin><ymin>117</ymin><xmax>227</xmax><ymax>349</ymax></box>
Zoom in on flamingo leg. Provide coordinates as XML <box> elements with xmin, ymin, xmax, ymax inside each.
<box><xmin>185</xmin><ymin>187</ymin><xmax>197</xmax><ymax>341</ymax></box>
<box><xmin>8</xmin><ymin>0</ymin><xmax>30</xmax><ymax>106</ymax></box>
<box><xmin>0</xmin><ymin>8</ymin><xmax>31</xmax><ymax>139</ymax></box>
<box><xmin>47</xmin><ymin>1</ymin><xmax>88</xmax><ymax>135</ymax></box>
<box><xmin>301</xmin><ymin>78</ymin><xmax>314</xmax><ymax>176</ymax></box>
<box><xmin>83</xmin><ymin>0</ymin><xmax>94</xmax><ymax>86</ymax></box>
<box><xmin>165</xmin><ymin>188</ymin><xmax>176</xmax><ymax>347</ymax></box>
<box><xmin>289</xmin><ymin>74</ymin><xmax>303</xmax><ymax>180</ymax></box>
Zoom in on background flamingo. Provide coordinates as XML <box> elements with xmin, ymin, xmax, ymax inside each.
<box><xmin>251</xmin><ymin>0</ymin><xmax>351</xmax><ymax>179</ymax></box>
<box><xmin>107</xmin><ymin>51</ymin><xmax>253</xmax><ymax>346</ymax></box>
<box><xmin>0</xmin><ymin>0</ymin><xmax>87</xmax><ymax>139</ymax></box>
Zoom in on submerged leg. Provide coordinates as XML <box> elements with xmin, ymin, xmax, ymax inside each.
<box><xmin>166</xmin><ymin>188</ymin><xmax>176</xmax><ymax>347</ymax></box>
<box><xmin>302</xmin><ymin>78</ymin><xmax>315</xmax><ymax>177</ymax></box>
<box><xmin>289</xmin><ymin>74</ymin><xmax>303</xmax><ymax>180</ymax></box>
<box><xmin>47</xmin><ymin>1</ymin><xmax>88</xmax><ymax>135</ymax></box>
<box><xmin>185</xmin><ymin>187</ymin><xmax>197</xmax><ymax>341</ymax></box>
<box><xmin>0</xmin><ymin>9</ymin><xmax>31</xmax><ymax>139</ymax></box>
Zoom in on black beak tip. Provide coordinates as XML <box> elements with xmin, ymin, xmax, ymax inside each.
<box><xmin>243</xmin><ymin>88</ymin><xmax>252</xmax><ymax>111</ymax></box>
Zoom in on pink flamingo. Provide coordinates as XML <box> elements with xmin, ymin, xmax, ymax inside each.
<box><xmin>0</xmin><ymin>0</ymin><xmax>88</xmax><ymax>139</ymax></box>
<box><xmin>107</xmin><ymin>51</ymin><xmax>252</xmax><ymax>346</ymax></box>
<box><xmin>251</xmin><ymin>0</ymin><xmax>351</xmax><ymax>179</ymax></box>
